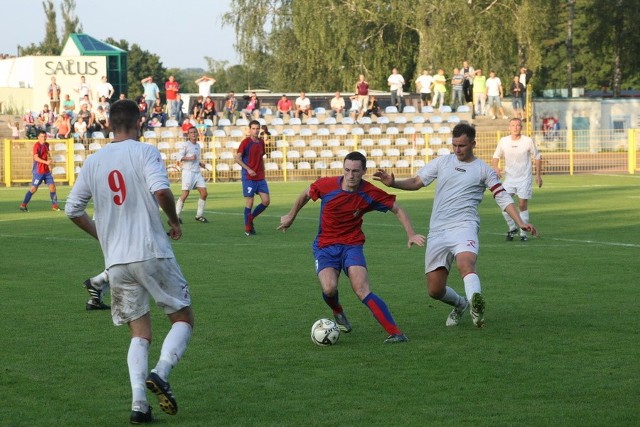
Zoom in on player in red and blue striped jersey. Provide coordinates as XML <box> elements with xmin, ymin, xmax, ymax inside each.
<box><xmin>278</xmin><ymin>151</ymin><xmax>425</xmax><ymax>344</ymax></box>
<box><xmin>19</xmin><ymin>130</ymin><xmax>60</xmax><ymax>212</ymax></box>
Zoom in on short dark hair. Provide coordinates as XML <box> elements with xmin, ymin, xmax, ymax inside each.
<box><xmin>344</xmin><ymin>151</ymin><xmax>367</xmax><ymax>169</ymax></box>
<box><xmin>110</xmin><ymin>99</ymin><xmax>140</xmax><ymax>133</ymax></box>
<box><xmin>249</xmin><ymin>119</ymin><xmax>260</xmax><ymax>128</ymax></box>
<box><xmin>452</xmin><ymin>123</ymin><xmax>476</xmax><ymax>141</ymax></box>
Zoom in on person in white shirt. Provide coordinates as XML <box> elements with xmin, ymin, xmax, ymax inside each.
<box><xmin>329</xmin><ymin>92</ymin><xmax>345</xmax><ymax>118</ymax></box>
<box><xmin>491</xmin><ymin>118</ymin><xmax>542</xmax><ymax>241</ymax></box>
<box><xmin>348</xmin><ymin>95</ymin><xmax>361</xmax><ymax>120</ymax></box>
<box><xmin>295</xmin><ymin>92</ymin><xmax>313</xmax><ymax>119</ymax></box>
<box><xmin>95</xmin><ymin>75</ymin><xmax>114</xmax><ymax>101</ymax></box>
<box><xmin>65</xmin><ymin>99</ymin><xmax>194</xmax><ymax>424</ymax></box>
<box><xmin>485</xmin><ymin>71</ymin><xmax>508</xmax><ymax>119</ymax></box>
<box><xmin>176</xmin><ymin>126</ymin><xmax>209</xmax><ymax>223</ymax></box>
<box><xmin>415</xmin><ymin>69</ymin><xmax>434</xmax><ymax>110</ymax></box>
<box><xmin>195</xmin><ymin>76</ymin><xmax>216</xmax><ymax>98</ymax></box>
<box><xmin>387</xmin><ymin>67</ymin><xmax>405</xmax><ymax>112</ymax></box>
<box><xmin>373</xmin><ymin>123</ymin><xmax>537</xmax><ymax>329</ymax></box>
<box><xmin>75</xmin><ymin>75</ymin><xmax>92</xmax><ymax>104</ymax></box>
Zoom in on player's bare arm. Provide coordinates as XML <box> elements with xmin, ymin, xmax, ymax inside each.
<box><xmin>155</xmin><ymin>188</ymin><xmax>182</xmax><ymax>240</ymax></box>
<box><xmin>504</xmin><ymin>204</ymin><xmax>538</xmax><ymax>237</ymax></box>
<box><xmin>535</xmin><ymin>158</ymin><xmax>543</xmax><ymax>188</ymax></box>
<box><xmin>390</xmin><ymin>203</ymin><xmax>426</xmax><ymax>248</ymax></box>
<box><xmin>277</xmin><ymin>188</ymin><xmax>311</xmax><ymax>232</ymax></box>
<box><xmin>490</xmin><ymin>158</ymin><xmax>501</xmax><ymax>177</ymax></box>
<box><xmin>373</xmin><ymin>169</ymin><xmax>424</xmax><ymax>191</ymax></box>
<box><xmin>69</xmin><ymin>212</ymin><xmax>99</xmax><ymax>240</ymax></box>
<box><xmin>233</xmin><ymin>152</ymin><xmax>255</xmax><ymax>177</ymax></box>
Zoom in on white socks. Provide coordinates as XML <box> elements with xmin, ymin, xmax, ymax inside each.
<box><xmin>90</xmin><ymin>270</ymin><xmax>109</xmax><ymax>293</ymax></box>
<box><xmin>502</xmin><ymin>211</ymin><xmax>517</xmax><ymax>231</ymax></box>
<box><xmin>441</xmin><ymin>286</ymin><xmax>467</xmax><ymax>309</ymax></box>
<box><xmin>197</xmin><ymin>198</ymin><xmax>206</xmax><ymax>218</ymax></box>
<box><xmin>128</xmin><ymin>337</ymin><xmax>150</xmax><ymax>405</ymax></box>
<box><xmin>153</xmin><ymin>321</ymin><xmax>192</xmax><ymax>381</ymax></box>
<box><xmin>519</xmin><ymin>210</ymin><xmax>529</xmax><ymax>235</ymax></box>
<box><xmin>176</xmin><ymin>199</ymin><xmax>184</xmax><ymax>217</ymax></box>
<box><xmin>463</xmin><ymin>273</ymin><xmax>481</xmax><ymax>302</ymax></box>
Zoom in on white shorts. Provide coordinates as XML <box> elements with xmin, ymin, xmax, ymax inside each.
<box><xmin>425</xmin><ymin>226</ymin><xmax>479</xmax><ymax>274</ymax></box>
<box><xmin>503</xmin><ymin>177</ymin><xmax>533</xmax><ymax>200</ymax></box>
<box><xmin>108</xmin><ymin>258</ymin><xmax>192</xmax><ymax>326</ymax></box>
<box><xmin>181</xmin><ymin>170</ymin><xmax>206</xmax><ymax>191</ymax></box>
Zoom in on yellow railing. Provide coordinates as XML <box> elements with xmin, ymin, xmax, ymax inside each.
<box><xmin>1</xmin><ymin>128</ymin><xmax>637</xmax><ymax>187</ymax></box>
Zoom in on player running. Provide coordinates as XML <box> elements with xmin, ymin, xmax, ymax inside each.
<box><xmin>175</xmin><ymin>126</ymin><xmax>209</xmax><ymax>223</ymax></box>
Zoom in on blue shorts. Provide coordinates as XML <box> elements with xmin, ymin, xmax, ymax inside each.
<box><xmin>242</xmin><ymin>178</ymin><xmax>269</xmax><ymax>198</ymax></box>
<box><xmin>32</xmin><ymin>173</ymin><xmax>55</xmax><ymax>186</ymax></box>
<box><xmin>312</xmin><ymin>243</ymin><xmax>367</xmax><ymax>275</ymax></box>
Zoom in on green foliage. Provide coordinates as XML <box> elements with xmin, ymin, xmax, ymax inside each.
<box><xmin>60</xmin><ymin>0</ymin><xmax>82</xmax><ymax>47</ymax></box>
<box><xmin>19</xmin><ymin>0</ymin><xmax>82</xmax><ymax>56</ymax></box>
<box><xmin>1</xmin><ymin>175</ymin><xmax>639</xmax><ymax>425</ymax></box>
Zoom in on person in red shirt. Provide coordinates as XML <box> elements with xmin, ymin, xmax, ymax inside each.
<box><xmin>165</xmin><ymin>75</ymin><xmax>180</xmax><ymax>118</ymax></box>
<box><xmin>276</xmin><ymin>94</ymin><xmax>293</xmax><ymax>119</ymax></box>
<box><xmin>278</xmin><ymin>151</ymin><xmax>425</xmax><ymax>343</ymax></box>
<box><xmin>234</xmin><ymin>120</ymin><xmax>270</xmax><ymax>236</ymax></box>
<box><xmin>20</xmin><ymin>130</ymin><xmax>60</xmax><ymax>211</ymax></box>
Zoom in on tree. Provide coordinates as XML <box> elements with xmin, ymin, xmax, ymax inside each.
<box><xmin>60</xmin><ymin>0</ymin><xmax>83</xmax><ymax>46</ymax></box>
<box><xmin>19</xmin><ymin>0</ymin><xmax>82</xmax><ymax>56</ymax></box>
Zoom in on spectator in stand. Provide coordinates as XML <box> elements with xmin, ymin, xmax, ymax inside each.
<box><xmin>348</xmin><ymin>95</ymin><xmax>361</xmax><ymax>120</ymax></box>
<box><xmin>175</xmin><ymin>94</ymin><xmax>185</xmax><ymax>124</ymax></box>
<box><xmin>355</xmin><ymin>74</ymin><xmax>370</xmax><ymax>115</ymax></box>
<box><xmin>473</xmin><ymin>69</ymin><xmax>487</xmax><ymax>116</ymax></box>
<box><xmin>23</xmin><ymin>110</ymin><xmax>36</xmax><ymax>138</ymax></box>
<box><xmin>451</xmin><ymin>68</ymin><xmax>465</xmax><ymax>111</ymax></box>
<box><xmin>461</xmin><ymin>60</ymin><xmax>475</xmax><ymax>104</ymax></box>
<box><xmin>150</xmin><ymin>101</ymin><xmax>167</xmax><ymax>127</ymax></box>
<box><xmin>276</xmin><ymin>94</ymin><xmax>293</xmax><ymax>119</ymax></box>
<box><xmin>295</xmin><ymin>92</ymin><xmax>313</xmax><ymax>119</ymax></box>
<box><xmin>75</xmin><ymin>75</ymin><xmax>92</xmax><ymax>105</ymax></box>
<box><xmin>137</xmin><ymin>96</ymin><xmax>148</xmax><ymax>130</ymax></box>
<box><xmin>202</xmin><ymin>96</ymin><xmax>218</xmax><ymax>124</ymax></box>
<box><xmin>37</xmin><ymin>104</ymin><xmax>55</xmax><ymax>133</ymax></box>
<box><xmin>432</xmin><ymin>69</ymin><xmax>447</xmax><ymax>109</ymax></box>
<box><xmin>55</xmin><ymin>113</ymin><xmax>71</xmax><ymax>139</ymax></box>
<box><xmin>79</xmin><ymin>94</ymin><xmax>93</xmax><ymax>111</ymax></box>
<box><xmin>363</xmin><ymin>95</ymin><xmax>383</xmax><ymax>118</ymax></box>
<box><xmin>77</xmin><ymin>103</ymin><xmax>96</xmax><ymax>134</ymax></box>
<box><xmin>415</xmin><ymin>69</ymin><xmax>434</xmax><ymax>110</ymax></box>
<box><xmin>195</xmin><ymin>75</ymin><xmax>216</xmax><ymax>98</ymax></box>
<box><xmin>140</xmin><ymin>76</ymin><xmax>160</xmax><ymax>112</ymax></box>
<box><xmin>510</xmin><ymin>76</ymin><xmax>525</xmax><ymax>120</ymax></box>
<box><xmin>224</xmin><ymin>91</ymin><xmax>239</xmax><ymax>124</ymax></box>
<box><xmin>387</xmin><ymin>67</ymin><xmax>405</xmax><ymax>112</ymax></box>
<box><xmin>486</xmin><ymin>70</ymin><xmax>508</xmax><ymax>120</ymax></box>
<box><xmin>98</xmin><ymin>96</ymin><xmax>111</xmax><ymax>115</ymax></box>
<box><xmin>94</xmin><ymin>105</ymin><xmax>110</xmax><ymax>136</ymax></box>
<box><xmin>181</xmin><ymin>119</ymin><xmax>192</xmax><ymax>137</ymax></box>
<box><xmin>73</xmin><ymin>115</ymin><xmax>88</xmax><ymax>141</ymax></box>
<box><xmin>165</xmin><ymin>75</ymin><xmax>180</xmax><ymax>119</ymax></box>
<box><xmin>241</xmin><ymin>92</ymin><xmax>261</xmax><ymax>120</ymax></box>
<box><xmin>260</xmin><ymin>124</ymin><xmax>273</xmax><ymax>156</ymax></box>
<box><xmin>48</xmin><ymin>76</ymin><xmax>61</xmax><ymax>115</ymax></box>
<box><xmin>191</xmin><ymin>96</ymin><xmax>204</xmax><ymax>120</ymax></box>
<box><xmin>62</xmin><ymin>94</ymin><xmax>76</xmax><ymax>120</ymax></box>
<box><xmin>519</xmin><ymin>66</ymin><xmax>533</xmax><ymax>117</ymax></box>
<box><xmin>195</xmin><ymin>118</ymin><xmax>207</xmax><ymax>138</ymax></box>
<box><xmin>329</xmin><ymin>92</ymin><xmax>346</xmax><ymax>119</ymax></box>
<box><xmin>8</xmin><ymin>121</ymin><xmax>22</xmax><ymax>140</ymax></box>
<box><xmin>95</xmin><ymin>75</ymin><xmax>114</xmax><ymax>102</ymax></box>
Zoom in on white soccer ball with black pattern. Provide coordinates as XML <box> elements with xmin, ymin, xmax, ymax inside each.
<box><xmin>310</xmin><ymin>318</ymin><xmax>340</xmax><ymax>346</ymax></box>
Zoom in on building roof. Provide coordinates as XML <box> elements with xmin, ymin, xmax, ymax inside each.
<box><xmin>65</xmin><ymin>33</ymin><xmax>126</xmax><ymax>56</ymax></box>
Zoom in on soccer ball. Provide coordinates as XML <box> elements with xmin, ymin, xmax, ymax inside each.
<box><xmin>310</xmin><ymin>318</ymin><xmax>340</xmax><ymax>346</ymax></box>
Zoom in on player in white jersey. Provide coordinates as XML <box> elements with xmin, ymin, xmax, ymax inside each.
<box><xmin>374</xmin><ymin>123</ymin><xmax>538</xmax><ymax>328</ymax></box>
<box><xmin>492</xmin><ymin>118</ymin><xmax>542</xmax><ymax>241</ymax></box>
<box><xmin>65</xmin><ymin>99</ymin><xmax>194</xmax><ymax>424</ymax></box>
<box><xmin>176</xmin><ymin>126</ymin><xmax>209</xmax><ymax>223</ymax></box>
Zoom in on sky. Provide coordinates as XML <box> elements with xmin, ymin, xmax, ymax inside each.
<box><xmin>1</xmin><ymin>0</ymin><xmax>239</xmax><ymax>69</ymax></box>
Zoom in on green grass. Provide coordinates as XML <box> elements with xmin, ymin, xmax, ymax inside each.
<box><xmin>1</xmin><ymin>174</ymin><xmax>639</xmax><ymax>426</ymax></box>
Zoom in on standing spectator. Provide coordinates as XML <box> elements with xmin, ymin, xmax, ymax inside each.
<box><xmin>234</xmin><ymin>120</ymin><xmax>270</xmax><ymax>236</ymax></box>
<box><xmin>195</xmin><ymin>76</ymin><xmax>216</xmax><ymax>98</ymax></box>
<box><xmin>510</xmin><ymin>76</ymin><xmax>525</xmax><ymax>119</ymax></box>
<box><xmin>224</xmin><ymin>91</ymin><xmax>239</xmax><ymax>124</ymax></box>
<box><xmin>461</xmin><ymin>60</ymin><xmax>475</xmax><ymax>104</ymax></box>
<box><xmin>165</xmin><ymin>75</ymin><xmax>180</xmax><ymax>119</ymax></box>
<box><xmin>62</xmin><ymin>94</ymin><xmax>76</xmax><ymax>119</ymax></box>
<box><xmin>48</xmin><ymin>76</ymin><xmax>61</xmax><ymax>115</ymax></box>
<box><xmin>355</xmin><ymin>74</ymin><xmax>369</xmax><ymax>114</ymax></box>
<box><xmin>65</xmin><ymin>99</ymin><xmax>194</xmax><ymax>424</ymax></box>
<box><xmin>95</xmin><ymin>75</ymin><xmax>114</xmax><ymax>102</ymax></box>
<box><xmin>432</xmin><ymin>69</ymin><xmax>447</xmax><ymax>109</ymax></box>
<box><xmin>387</xmin><ymin>67</ymin><xmax>405</xmax><ymax>112</ymax></box>
<box><xmin>276</xmin><ymin>94</ymin><xmax>293</xmax><ymax>119</ymax></box>
<box><xmin>329</xmin><ymin>92</ymin><xmax>346</xmax><ymax>118</ymax></box>
<box><xmin>472</xmin><ymin>69</ymin><xmax>487</xmax><ymax>116</ymax></box>
<box><xmin>373</xmin><ymin>123</ymin><xmax>538</xmax><ymax>329</ymax></box>
<box><xmin>519</xmin><ymin>66</ymin><xmax>533</xmax><ymax>116</ymax></box>
<box><xmin>141</xmin><ymin>76</ymin><xmax>160</xmax><ymax>113</ymax></box>
<box><xmin>241</xmin><ymin>92</ymin><xmax>261</xmax><ymax>120</ymax></box>
<box><xmin>415</xmin><ymin>69</ymin><xmax>434</xmax><ymax>110</ymax></box>
<box><xmin>75</xmin><ymin>75</ymin><xmax>92</xmax><ymax>104</ymax></box>
<box><xmin>19</xmin><ymin>130</ymin><xmax>60</xmax><ymax>212</ymax></box>
<box><xmin>176</xmin><ymin>126</ymin><xmax>209</xmax><ymax>223</ymax></box>
<box><xmin>277</xmin><ymin>151</ymin><xmax>425</xmax><ymax>343</ymax></box>
<box><xmin>450</xmin><ymin>68</ymin><xmax>465</xmax><ymax>111</ymax></box>
<box><xmin>175</xmin><ymin>94</ymin><xmax>185</xmax><ymax>124</ymax></box>
<box><xmin>295</xmin><ymin>92</ymin><xmax>313</xmax><ymax>119</ymax></box>
<box><xmin>491</xmin><ymin>118</ymin><xmax>542</xmax><ymax>241</ymax></box>
<box><xmin>486</xmin><ymin>70</ymin><xmax>508</xmax><ymax>120</ymax></box>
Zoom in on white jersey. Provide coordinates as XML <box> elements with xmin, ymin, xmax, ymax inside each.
<box><xmin>486</xmin><ymin>77</ymin><xmax>502</xmax><ymax>96</ymax></box>
<box><xmin>179</xmin><ymin>140</ymin><xmax>202</xmax><ymax>173</ymax></box>
<box><xmin>65</xmin><ymin>139</ymin><xmax>174</xmax><ymax>268</ymax></box>
<box><xmin>417</xmin><ymin>154</ymin><xmax>514</xmax><ymax>232</ymax></box>
<box><xmin>493</xmin><ymin>135</ymin><xmax>540</xmax><ymax>184</ymax></box>
<box><xmin>416</xmin><ymin>74</ymin><xmax>433</xmax><ymax>94</ymax></box>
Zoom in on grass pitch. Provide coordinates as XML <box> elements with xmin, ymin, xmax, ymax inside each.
<box><xmin>0</xmin><ymin>174</ymin><xmax>638</xmax><ymax>426</ymax></box>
